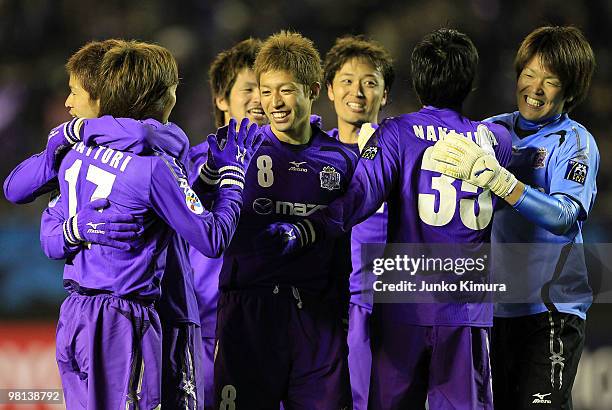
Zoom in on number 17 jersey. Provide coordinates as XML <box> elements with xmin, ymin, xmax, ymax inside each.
<box><xmin>57</xmin><ymin>122</ymin><xmax>242</xmax><ymax>301</ymax></box>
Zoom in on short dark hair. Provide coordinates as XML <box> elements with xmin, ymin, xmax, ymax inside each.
<box><xmin>98</xmin><ymin>40</ymin><xmax>179</xmax><ymax>121</ymax></box>
<box><xmin>514</xmin><ymin>25</ymin><xmax>595</xmax><ymax>112</ymax></box>
<box><xmin>65</xmin><ymin>39</ymin><xmax>122</xmax><ymax>100</ymax></box>
<box><xmin>209</xmin><ymin>38</ymin><xmax>262</xmax><ymax>127</ymax></box>
<box><xmin>324</xmin><ymin>35</ymin><xmax>394</xmax><ymax>92</ymax></box>
<box><xmin>254</xmin><ymin>31</ymin><xmax>322</xmax><ymax>89</ymax></box>
<box><xmin>411</xmin><ymin>28</ymin><xmax>478</xmax><ymax>110</ymax></box>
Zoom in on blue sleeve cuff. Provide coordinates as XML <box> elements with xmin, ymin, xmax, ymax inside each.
<box><xmin>512</xmin><ymin>185</ymin><xmax>581</xmax><ymax>235</ymax></box>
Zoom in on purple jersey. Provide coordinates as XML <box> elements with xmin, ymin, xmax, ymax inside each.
<box><xmin>47</xmin><ymin>118</ymin><xmax>242</xmax><ymax>301</ymax></box>
<box><xmin>185</xmin><ymin>140</ymin><xmax>223</xmax><ymax>335</ymax></box>
<box><xmin>319</xmin><ymin>107</ymin><xmax>512</xmax><ymax>325</ymax></box>
<box><xmin>39</xmin><ymin>118</ymin><xmax>202</xmax><ymax>323</ymax></box>
<box><xmin>82</xmin><ymin>117</ymin><xmax>200</xmax><ymax>323</ymax></box>
<box><xmin>4</xmin><ymin>151</ymin><xmax>58</xmax><ymax>204</ymax></box>
<box><xmin>219</xmin><ymin>124</ymin><xmax>357</xmax><ymax>292</ymax></box>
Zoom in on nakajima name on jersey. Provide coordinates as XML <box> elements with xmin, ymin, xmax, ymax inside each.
<box><xmin>71</xmin><ymin>142</ymin><xmax>134</xmax><ymax>173</ymax></box>
<box><xmin>412</xmin><ymin>124</ymin><xmax>499</xmax><ymax>146</ymax></box>
<box><xmin>252</xmin><ymin>197</ymin><xmax>326</xmax><ymax>217</ymax></box>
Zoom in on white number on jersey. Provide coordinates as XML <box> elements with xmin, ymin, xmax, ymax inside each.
<box><xmin>64</xmin><ymin>159</ymin><xmax>117</xmax><ymax>216</ymax></box>
<box><xmin>219</xmin><ymin>385</ymin><xmax>237</xmax><ymax>410</ymax></box>
<box><xmin>256</xmin><ymin>155</ymin><xmax>274</xmax><ymax>188</ymax></box>
<box><xmin>418</xmin><ymin>146</ymin><xmax>492</xmax><ymax>230</ymax></box>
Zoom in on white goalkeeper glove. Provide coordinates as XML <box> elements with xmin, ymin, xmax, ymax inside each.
<box><xmin>430</xmin><ymin>125</ymin><xmax>518</xmax><ymax>198</ymax></box>
<box><xmin>357</xmin><ymin>122</ymin><xmax>377</xmax><ymax>153</ymax></box>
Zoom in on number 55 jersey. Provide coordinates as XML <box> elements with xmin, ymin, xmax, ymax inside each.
<box><xmin>320</xmin><ymin>106</ymin><xmax>512</xmax><ymax>326</ymax></box>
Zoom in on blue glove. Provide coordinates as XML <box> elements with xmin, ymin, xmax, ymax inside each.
<box><xmin>259</xmin><ymin>221</ymin><xmax>317</xmax><ymax>256</ymax></box>
<box><xmin>207</xmin><ymin>117</ymin><xmax>263</xmax><ymax>189</ymax></box>
<box><xmin>46</xmin><ymin>117</ymin><xmax>83</xmax><ymax>170</ymax></box>
<box><xmin>63</xmin><ymin>198</ymin><xmax>142</xmax><ymax>250</ymax></box>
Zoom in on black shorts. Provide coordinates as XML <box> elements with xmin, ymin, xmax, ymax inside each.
<box><xmin>491</xmin><ymin>311</ymin><xmax>585</xmax><ymax>410</ymax></box>
<box><xmin>214</xmin><ymin>287</ymin><xmax>352</xmax><ymax>409</ymax></box>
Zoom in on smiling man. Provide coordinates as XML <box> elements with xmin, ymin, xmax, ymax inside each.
<box><xmin>431</xmin><ymin>25</ymin><xmax>598</xmax><ymax>410</ymax></box>
<box><xmin>323</xmin><ymin>35</ymin><xmax>394</xmax><ymax>410</ymax></box>
<box><xmin>211</xmin><ymin>31</ymin><xmax>356</xmax><ymax>409</ymax></box>
<box><xmin>484</xmin><ymin>26</ymin><xmax>597</xmax><ymax>410</ymax></box>
<box><xmin>187</xmin><ymin>37</ymin><xmax>265</xmax><ymax>410</ymax></box>
<box><xmin>208</xmin><ymin>38</ymin><xmax>267</xmax><ymax>128</ymax></box>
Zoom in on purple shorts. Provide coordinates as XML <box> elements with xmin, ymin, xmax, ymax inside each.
<box><xmin>161</xmin><ymin>322</ymin><xmax>204</xmax><ymax>409</ymax></box>
<box><xmin>56</xmin><ymin>292</ymin><xmax>161</xmax><ymax>409</ymax></box>
<box><xmin>214</xmin><ymin>287</ymin><xmax>352</xmax><ymax>409</ymax></box>
<box><xmin>369</xmin><ymin>310</ymin><xmax>493</xmax><ymax>410</ymax></box>
<box><xmin>347</xmin><ymin>302</ymin><xmax>372</xmax><ymax>410</ymax></box>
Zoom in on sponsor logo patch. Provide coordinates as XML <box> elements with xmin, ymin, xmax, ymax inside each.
<box><xmin>252</xmin><ymin>197</ymin><xmax>326</xmax><ymax>216</ymax></box>
<box><xmin>533</xmin><ymin>147</ymin><xmax>547</xmax><ymax>169</ymax></box>
<box><xmin>361</xmin><ymin>146</ymin><xmax>379</xmax><ymax>160</ymax></box>
<box><xmin>532</xmin><ymin>392</ymin><xmax>552</xmax><ymax>404</ymax></box>
<box><xmin>320</xmin><ymin>166</ymin><xmax>341</xmax><ymax>191</ymax></box>
<box><xmin>288</xmin><ymin>161</ymin><xmax>308</xmax><ymax>172</ymax></box>
<box><xmin>184</xmin><ymin>187</ymin><xmax>204</xmax><ymax>214</ymax></box>
<box><xmin>564</xmin><ymin>160</ymin><xmax>588</xmax><ymax>185</ymax></box>
<box><xmin>253</xmin><ymin>197</ymin><xmax>274</xmax><ymax>215</ymax></box>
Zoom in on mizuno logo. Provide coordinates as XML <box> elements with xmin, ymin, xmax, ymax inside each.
<box><xmin>474</xmin><ymin>167</ymin><xmax>493</xmax><ymax>177</ymax></box>
<box><xmin>236</xmin><ymin>147</ymin><xmax>246</xmax><ymax>164</ymax></box>
<box><xmin>283</xmin><ymin>228</ymin><xmax>296</xmax><ymax>242</ymax></box>
<box><xmin>289</xmin><ymin>161</ymin><xmax>308</xmax><ymax>172</ymax></box>
<box><xmin>532</xmin><ymin>393</ymin><xmax>552</xmax><ymax>404</ymax></box>
<box><xmin>86</xmin><ymin>222</ymin><xmax>104</xmax><ymax>229</ymax></box>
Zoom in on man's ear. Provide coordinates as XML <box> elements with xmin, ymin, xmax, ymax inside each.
<box><xmin>327</xmin><ymin>83</ymin><xmax>335</xmax><ymax>102</ymax></box>
<box><xmin>93</xmin><ymin>98</ymin><xmax>101</xmax><ymax>116</ymax></box>
<box><xmin>380</xmin><ymin>89</ymin><xmax>388</xmax><ymax>108</ymax></box>
<box><xmin>215</xmin><ymin>95</ymin><xmax>229</xmax><ymax>112</ymax></box>
<box><xmin>310</xmin><ymin>82</ymin><xmax>321</xmax><ymax>100</ymax></box>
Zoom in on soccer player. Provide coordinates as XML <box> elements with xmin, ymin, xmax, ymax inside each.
<box><xmin>3</xmin><ymin>40</ymin><xmax>121</xmax><ymax>205</ymax></box>
<box><xmin>3</xmin><ymin>39</ymin><xmax>209</xmax><ymax>408</ymax></box>
<box><xmin>210</xmin><ymin>31</ymin><xmax>355</xmax><ymax>409</ymax></box>
<box><xmin>272</xmin><ymin>28</ymin><xmax>513</xmax><ymax>409</ymax></box>
<box><xmin>186</xmin><ymin>37</ymin><xmax>265</xmax><ymax>410</ymax></box>
<box><xmin>208</xmin><ymin>38</ymin><xmax>267</xmax><ymax>128</ymax></box>
<box><xmin>431</xmin><ymin>25</ymin><xmax>598</xmax><ymax>410</ymax></box>
<box><xmin>39</xmin><ymin>40</ymin><xmax>261</xmax><ymax>408</ymax></box>
<box><xmin>322</xmin><ymin>35</ymin><xmax>394</xmax><ymax>410</ymax></box>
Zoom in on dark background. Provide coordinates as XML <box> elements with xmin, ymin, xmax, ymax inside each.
<box><xmin>0</xmin><ymin>1</ymin><xmax>610</xmax><ymax>407</ymax></box>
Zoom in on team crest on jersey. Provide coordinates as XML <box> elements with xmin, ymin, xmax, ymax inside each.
<box><xmin>564</xmin><ymin>160</ymin><xmax>588</xmax><ymax>185</ymax></box>
<box><xmin>320</xmin><ymin>166</ymin><xmax>341</xmax><ymax>191</ymax></box>
<box><xmin>361</xmin><ymin>146</ymin><xmax>379</xmax><ymax>160</ymax></box>
<box><xmin>184</xmin><ymin>187</ymin><xmax>204</xmax><ymax>214</ymax></box>
<box><xmin>533</xmin><ymin>147</ymin><xmax>547</xmax><ymax>169</ymax></box>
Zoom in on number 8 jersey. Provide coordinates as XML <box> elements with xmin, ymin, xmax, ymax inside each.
<box><xmin>320</xmin><ymin>106</ymin><xmax>513</xmax><ymax>326</ymax></box>
<box><xmin>217</xmin><ymin>124</ymin><xmax>356</xmax><ymax>292</ymax></box>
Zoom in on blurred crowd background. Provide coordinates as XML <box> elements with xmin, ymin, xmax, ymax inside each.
<box><xmin>0</xmin><ymin>0</ymin><xmax>611</xmax><ymax>407</ymax></box>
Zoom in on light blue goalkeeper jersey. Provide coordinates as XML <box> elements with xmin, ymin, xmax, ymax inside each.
<box><xmin>486</xmin><ymin>112</ymin><xmax>599</xmax><ymax>319</ymax></box>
